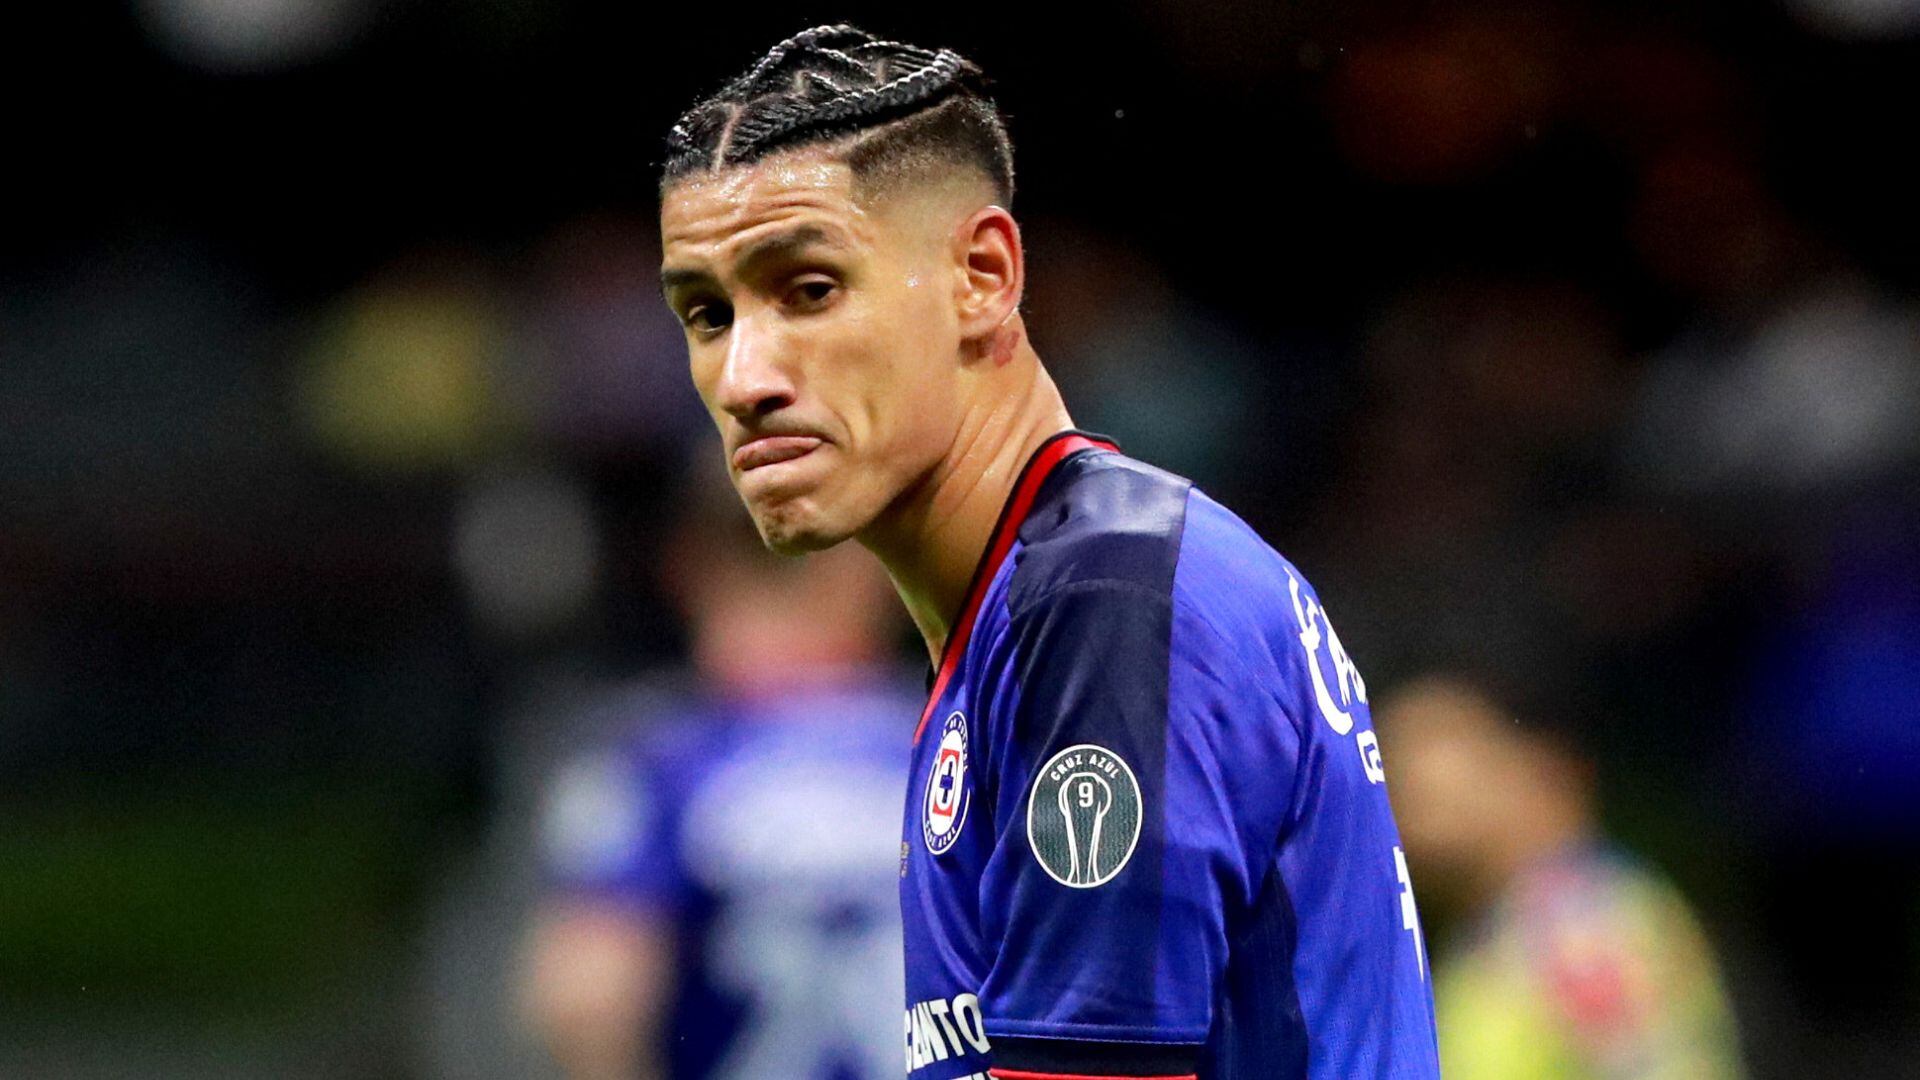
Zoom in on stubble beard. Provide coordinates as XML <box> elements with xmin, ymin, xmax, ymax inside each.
<box><xmin>742</xmin><ymin>487</ymin><xmax>860</xmax><ymax>557</ymax></box>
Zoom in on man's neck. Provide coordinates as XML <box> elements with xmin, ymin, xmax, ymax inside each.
<box><xmin>861</xmin><ymin>336</ymin><xmax>1073</xmax><ymax>668</ymax></box>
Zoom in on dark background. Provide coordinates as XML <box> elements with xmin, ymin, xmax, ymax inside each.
<box><xmin>3</xmin><ymin>1</ymin><xmax>1918</xmax><ymax>1076</ymax></box>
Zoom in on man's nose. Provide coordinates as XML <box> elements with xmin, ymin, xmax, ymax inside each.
<box><xmin>714</xmin><ymin>314</ymin><xmax>797</xmax><ymax>421</ymax></box>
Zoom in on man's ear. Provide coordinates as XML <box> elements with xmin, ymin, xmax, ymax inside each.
<box><xmin>952</xmin><ymin>205</ymin><xmax>1023</xmax><ymax>348</ymax></box>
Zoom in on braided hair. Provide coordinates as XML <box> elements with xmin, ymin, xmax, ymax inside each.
<box><xmin>662</xmin><ymin>25</ymin><xmax>1014</xmax><ymax>205</ymax></box>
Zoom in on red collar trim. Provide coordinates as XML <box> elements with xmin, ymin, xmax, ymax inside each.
<box><xmin>913</xmin><ymin>431</ymin><xmax>1119</xmax><ymax>743</ymax></box>
<box><xmin>989</xmin><ymin>1072</ymin><xmax>1197</xmax><ymax>1080</ymax></box>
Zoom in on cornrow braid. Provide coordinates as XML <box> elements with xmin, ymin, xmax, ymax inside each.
<box><xmin>662</xmin><ymin>24</ymin><xmax>1014</xmax><ymax>206</ymax></box>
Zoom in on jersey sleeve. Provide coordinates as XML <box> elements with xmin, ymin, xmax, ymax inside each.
<box><xmin>538</xmin><ymin>744</ymin><xmax>691</xmax><ymax>912</ymax></box>
<box><xmin>975</xmin><ymin>578</ymin><xmax>1306</xmax><ymax>1076</ymax></box>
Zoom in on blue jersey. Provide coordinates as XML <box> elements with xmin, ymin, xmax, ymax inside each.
<box><xmin>542</xmin><ymin>677</ymin><xmax>917</xmax><ymax>1080</ymax></box>
<box><xmin>899</xmin><ymin>433</ymin><xmax>1440</xmax><ymax>1080</ymax></box>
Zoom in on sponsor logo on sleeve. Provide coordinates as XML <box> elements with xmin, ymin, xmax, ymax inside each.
<box><xmin>1026</xmin><ymin>743</ymin><xmax>1142</xmax><ymax>888</ymax></box>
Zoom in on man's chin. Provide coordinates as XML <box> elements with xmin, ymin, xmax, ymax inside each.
<box><xmin>748</xmin><ymin>503</ymin><xmax>856</xmax><ymax>556</ymax></box>
<box><xmin>758</xmin><ymin>527</ymin><xmax>843</xmax><ymax>557</ymax></box>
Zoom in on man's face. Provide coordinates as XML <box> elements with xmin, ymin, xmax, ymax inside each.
<box><xmin>660</xmin><ymin>149</ymin><xmax>965</xmax><ymax>553</ymax></box>
<box><xmin>1378</xmin><ymin>681</ymin><xmax>1517</xmax><ymax>902</ymax></box>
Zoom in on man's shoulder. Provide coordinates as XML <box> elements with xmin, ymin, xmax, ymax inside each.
<box><xmin>1006</xmin><ymin>449</ymin><xmax>1192</xmax><ymax>617</ymax></box>
<box><xmin>1171</xmin><ymin>486</ymin><xmax>1307</xmax><ymax>627</ymax></box>
<box><xmin>1004</xmin><ymin>449</ymin><xmax>1305</xmax><ymax>631</ymax></box>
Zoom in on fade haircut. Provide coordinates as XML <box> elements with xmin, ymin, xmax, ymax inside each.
<box><xmin>662</xmin><ymin>24</ymin><xmax>1014</xmax><ymax>206</ymax></box>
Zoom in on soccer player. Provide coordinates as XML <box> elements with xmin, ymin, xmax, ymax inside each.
<box><xmin>657</xmin><ymin>25</ymin><xmax>1441</xmax><ymax>1079</ymax></box>
<box><xmin>522</xmin><ymin>477</ymin><xmax>918</xmax><ymax>1080</ymax></box>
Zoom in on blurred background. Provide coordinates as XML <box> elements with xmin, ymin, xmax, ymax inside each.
<box><xmin>5</xmin><ymin>0</ymin><xmax>1918</xmax><ymax>1077</ymax></box>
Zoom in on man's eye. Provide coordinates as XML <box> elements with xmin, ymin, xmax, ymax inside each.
<box><xmin>686</xmin><ymin>301</ymin><xmax>732</xmax><ymax>333</ymax></box>
<box><xmin>787</xmin><ymin>279</ymin><xmax>837</xmax><ymax>311</ymax></box>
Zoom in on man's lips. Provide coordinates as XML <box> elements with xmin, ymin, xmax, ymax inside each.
<box><xmin>732</xmin><ymin>435</ymin><xmax>824</xmax><ymax>473</ymax></box>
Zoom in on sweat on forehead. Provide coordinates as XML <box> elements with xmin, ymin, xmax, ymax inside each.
<box><xmin>662</xmin><ymin>140</ymin><xmax>998</xmax><ymax>221</ymax></box>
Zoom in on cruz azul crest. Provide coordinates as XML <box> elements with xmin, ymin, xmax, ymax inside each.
<box><xmin>922</xmin><ymin>711</ymin><xmax>971</xmax><ymax>855</ymax></box>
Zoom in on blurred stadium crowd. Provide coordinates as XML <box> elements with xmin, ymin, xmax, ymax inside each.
<box><xmin>4</xmin><ymin>0</ymin><xmax>1919</xmax><ymax>1077</ymax></box>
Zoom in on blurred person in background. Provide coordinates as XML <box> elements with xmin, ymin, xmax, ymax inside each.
<box><xmin>1379</xmin><ymin>670</ymin><xmax>1744</xmax><ymax>1079</ymax></box>
<box><xmin>518</xmin><ymin>470</ymin><xmax>916</xmax><ymax>1080</ymax></box>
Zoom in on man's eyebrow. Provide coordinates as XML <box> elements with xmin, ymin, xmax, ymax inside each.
<box><xmin>660</xmin><ymin>265</ymin><xmax>709</xmax><ymax>295</ymax></box>
<box><xmin>660</xmin><ymin>223</ymin><xmax>849</xmax><ymax>295</ymax></box>
<box><xmin>734</xmin><ymin>223</ymin><xmax>844</xmax><ymax>271</ymax></box>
